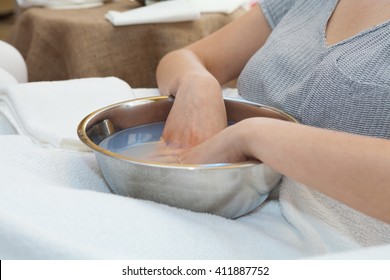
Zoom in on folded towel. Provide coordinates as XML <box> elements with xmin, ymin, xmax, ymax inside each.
<box><xmin>105</xmin><ymin>0</ymin><xmax>200</xmax><ymax>26</ymax></box>
<box><xmin>16</xmin><ymin>0</ymin><xmax>104</xmax><ymax>9</ymax></box>
<box><xmin>144</xmin><ymin>0</ymin><xmax>247</xmax><ymax>14</ymax></box>
<box><xmin>188</xmin><ymin>0</ymin><xmax>247</xmax><ymax>14</ymax></box>
<box><xmin>0</xmin><ymin>83</ymin><xmax>240</xmax><ymax>151</ymax></box>
<box><xmin>0</xmin><ymin>77</ymin><xmax>134</xmax><ymax>151</ymax></box>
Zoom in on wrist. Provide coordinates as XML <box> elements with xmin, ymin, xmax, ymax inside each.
<box><xmin>235</xmin><ymin>117</ymin><xmax>269</xmax><ymax>161</ymax></box>
<box><xmin>175</xmin><ymin>71</ymin><xmax>221</xmax><ymax>97</ymax></box>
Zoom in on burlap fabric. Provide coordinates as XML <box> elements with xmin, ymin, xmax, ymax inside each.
<box><xmin>7</xmin><ymin>1</ymin><xmax>244</xmax><ymax>87</ymax></box>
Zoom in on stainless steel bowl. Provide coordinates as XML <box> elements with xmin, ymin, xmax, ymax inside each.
<box><xmin>77</xmin><ymin>96</ymin><xmax>298</xmax><ymax>218</ymax></box>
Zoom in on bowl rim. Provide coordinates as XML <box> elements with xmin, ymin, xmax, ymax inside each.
<box><xmin>77</xmin><ymin>95</ymin><xmax>298</xmax><ymax>170</ymax></box>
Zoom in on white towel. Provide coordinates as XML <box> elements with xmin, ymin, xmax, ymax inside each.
<box><xmin>105</xmin><ymin>0</ymin><xmax>200</xmax><ymax>26</ymax></box>
<box><xmin>188</xmin><ymin>0</ymin><xmax>247</xmax><ymax>14</ymax></box>
<box><xmin>16</xmin><ymin>0</ymin><xmax>104</xmax><ymax>9</ymax></box>
<box><xmin>0</xmin><ymin>136</ymin><xmax>307</xmax><ymax>259</ymax></box>
<box><xmin>105</xmin><ymin>0</ymin><xmax>248</xmax><ymax>27</ymax></box>
<box><xmin>0</xmin><ymin>135</ymin><xmax>110</xmax><ymax>193</ymax></box>
<box><xmin>0</xmin><ymin>77</ymin><xmax>134</xmax><ymax>151</ymax></box>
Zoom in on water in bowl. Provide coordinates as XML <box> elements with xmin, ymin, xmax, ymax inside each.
<box><xmin>99</xmin><ymin>122</ymin><xmax>165</xmax><ymax>160</ymax></box>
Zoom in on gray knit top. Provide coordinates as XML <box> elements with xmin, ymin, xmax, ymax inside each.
<box><xmin>237</xmin><ymin>0</ymin><xmax>390</xmax><ymax>251</ymax></box>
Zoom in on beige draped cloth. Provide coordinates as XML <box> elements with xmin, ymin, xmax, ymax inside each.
<box><xmin>7</xmin><ymin>0</ymin><xmax>244</xmax><ymax>87</ymax></box>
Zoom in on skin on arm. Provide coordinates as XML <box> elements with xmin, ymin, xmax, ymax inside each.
<box><xmin>179</xmin><ymin>118</ymin><xmax>390</xmax><ymax>224</ymax></box>
<box><xmin>156</xmin><ymin>5</ymin><xmax>272</xmax><ymax>148</ymax></box>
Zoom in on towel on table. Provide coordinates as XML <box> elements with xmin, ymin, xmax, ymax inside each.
<box><xmin>188</xmin><ymin>0</ymin><xmax>248</xmax><ymax>14</ymax></box>
<box><xmin>0</xmin><ymin>77</ymin><xmax>134</xmax><ymax>151</ymax></box>
<box><xmin>144</xmin><ymin>0</ymin><xmax>248</xmax><ymax>13</ymax></box>
<box><xmin>16</xmin><ymin>0</ymin><xmax>104</xmax><ymax>9</ymax></box>
<box><xmin>105</xmin><ymin>0</ymin><xmax>201</xmax><ymax>26</ymax></box>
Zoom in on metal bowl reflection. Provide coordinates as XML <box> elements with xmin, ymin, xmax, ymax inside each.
<box><xmin>77</xmin><ymin>96</ymin><xmax>297</xmax><ymax>218</ymax></box>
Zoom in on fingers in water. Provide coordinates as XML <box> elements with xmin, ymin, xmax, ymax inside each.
<box><xmin>142</xmin><ymin>140</ymin><xmax>186</xmax><ymax>164</ymax></box>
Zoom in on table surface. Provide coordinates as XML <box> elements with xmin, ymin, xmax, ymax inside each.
<box><xmin>7</xmin><ymin>1</ymin><xmax>244</xmax><ymax>87</ymax></box>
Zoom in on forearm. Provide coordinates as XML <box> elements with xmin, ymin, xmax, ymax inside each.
<box><xmin>242</xmin><ymin>118</ymin><xmax>390</xmax><ymax>223</ymax></box>
<box><xmin>156</xmin><ymin>49</ymin><xmax>220</xmax><ymax>97</ymax></box>
<box><xmin>156</xmin><ymin>50</ymin><xmax>226</xmax><ymax>147</ymax></box>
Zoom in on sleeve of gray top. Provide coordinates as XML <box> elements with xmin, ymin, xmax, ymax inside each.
<box><xmin>258</xmin><ymin>0</ymin><xmax>295</xmax><ymax>29</ymax></box>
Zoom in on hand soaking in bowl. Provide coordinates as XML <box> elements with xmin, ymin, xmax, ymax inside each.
<box><xmin>77</xmin><ymin>96</ymin><xmax>298</xmax><ymax>218</ymax></box>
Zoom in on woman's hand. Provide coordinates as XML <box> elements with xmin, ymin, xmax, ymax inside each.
<box><xmin>142</xmin><ymin>120</ymin><xmax>250</xmax><ymax>165</ymax></box>
<box><xmin>141</xmin><ymin>141</ymin><xmax>185</xmax><ymax>164</ymax></box>
<box><xmin>178</xmin><ymin>120</ymin><xmax>251</xmax><ymax>164</ymax></box>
